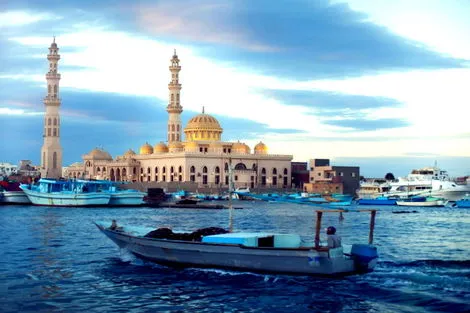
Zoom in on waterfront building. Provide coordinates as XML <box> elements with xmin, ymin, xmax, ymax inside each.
<box><xmin>40</xmin><ymin>37</ymin><xmax>63</xmax><ymax>179</ymax></box>
<box><xmin>304</xmin><ymin>159</ymin><xmax>360</xmax><ymax>195</ymax></box>
<box><xmin>0</xmin><ymin>162</ymin><xmax>18</xmax><ymax>177</ymax></box>
<box><xmin>291</xmin><ymin>162</ymin><xmax>309</xmax><ymax>189</ymax></box>
<box><xmin>66</xmin><ymin>51</ymin><xmax>293</xmax><ymax>190</ymax></box>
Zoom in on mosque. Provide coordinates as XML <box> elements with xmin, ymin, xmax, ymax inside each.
<box><xmin>64</xmin><ymin>49</ymin><xmax>293</xmax><ymax>189</ymax></box>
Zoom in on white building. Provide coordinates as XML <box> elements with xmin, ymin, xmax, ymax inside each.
<box><xmin>65</xmin><ymin>50</ymin><xmax>293</xmax><ymax>189</ymax></box>
<box><xmin>0</xmin><ymin>162</ymin><xmax>18</xmax><ymax>177</ymax></box>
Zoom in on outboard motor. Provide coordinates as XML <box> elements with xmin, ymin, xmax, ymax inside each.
<box><xmin>351</xmin><ymin>244</ymin><xmax>378</xmax><ymax>272</ymax></box>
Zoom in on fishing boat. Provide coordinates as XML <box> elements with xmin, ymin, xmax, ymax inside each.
<box><xmin>396</xmin><ymin>196</ymin><xmax>448</xmax><ymax>207</ymax></box>
<box><xmin>0</xmin><ymin>181</ymin><xmax>31</xmax><ymax>204</ymax></box>
<box><xmin>358</xmin><ymin>196</ymin><xmax>397</xmax><ymax>206</ymax></box>
<box><xmin>96</xmin><ymin>158</ymin><xmax>378</xmax><ymax>276</ymax></box>
<box><xmin>20</xmin><ymin>179</ymin><xmax>111</xmax><ymax>207</ymax></box>
<box><xmin>96</xmin><ymin>208</ymin><xmax>378</xmax><ymax>276</ymax></box>
<box><xmin>455</xmin><ymin>195</ymin><xmax>470</xmax><ymax>208</ymax></box>
<box><xmin>76</xmin><ymin>180</ymin><xmax>146</xmax><ymax>206</ymax></box>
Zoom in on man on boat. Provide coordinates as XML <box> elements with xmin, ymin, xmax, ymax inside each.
<box><xmin>326</xmin><ymin>226</ymin><xmax>341</xmax><ymax>248</ymax></box>
<box><xmin>109</xmin><ymin>220</ymin><xmax>123</xmax><ymax>231</ymax></box>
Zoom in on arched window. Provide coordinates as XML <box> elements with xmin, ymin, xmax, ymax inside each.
<box><xmin>203</xmin><ymin>166</ymin><xmax>208</xmax><ymax>173</ymax></box>
<box><xmin>53</xmin><ymin>129</ymin><xmax>57</xmax><ymax>136</ymax></box>
<box><xmin>140</xmin><ymin>168</ymin><xmax>143</xmax><ymax>174</ymax></box>
<box><xmin>177</xmin><ymin>125</ymin><xmax>180</xmax><ymax>131</ymax></box>
<box><xmin>261</xmin><ymin>168</ymin><xmax>266</xmax><ymax>175</ymax></box>
<box><xmin>215</xmin><ymin>166</ymin><xmax>220</xmax><ymax>174</ymax></box>
<box><xmin>147</xmin><ymin>167</ymin><xmax>151</xmax><ymax>174</ymax></box>
<box><xmin>48</xmin><ymin>118</ymin><xmax>52</xmax><ymax>125</ymax></box>
<box><xmin>176</xmin><ymin>94</ymin><xmax>180</xmax><ymax>101</ymax></box>
<box><xmin>190</xmin><ymin>166</ymin><xmax>195</xmax><ymax>173</ymax></box>
<box><xmin>176</xmin><ymin>134</ymin><xmax>180</xmax><ymax>141</ymax></box>
<box><xmin>162</xmin><ymin>166</ymin><xmax>166</xmax><ymax>173</ymax></box>
<box><xmin>133</xmin><ymin>167</ymin><xmax>136</xmax><ymax>174</ymax></box>
<box><xmin>155</xmin><ymin>167</ymin><xmax>159</xmax><ymax>174</ymax></box>
<box><xmin>97</xmin><ymin>167</ymin><xmax>101</xmax><ymax>172</ymax></box>
<box><xmin>235</xmin><ymin>163</ymin><xmax>247</xmax><ymax>170</ymax></box>
<box><xmin>53</xmin><ymin>85</ymin><xmax>57</xmax><ymax>96</ymax></box>
<box><xmin>53</xmin><ymin>118</ymin><xmax>57</xmax><ymax>125</ymax></box>
<box><xmin>178</xmin><ymin>166</ymin><xmax>182</xmax><ymax>173</ymax></box>
<box><xmin>171</xmin><ymin>94</ymin><xmax>174</xmax><ymax>101</ymax></box>
<box><xmin>172</xmin><ymin>124</ymin><xmax>175</xmax><ymax>131</ymax></box>
<box><xmin>224</xmin><ymin>163</ymin><xmax>229</xmax><ymax>172</ymax></box>
<box><xmin>284</xmin><ymin>168</ymin><xmax>288</xmax><ymax>175</ymax></box>
<box><xmin>272</xmin><ymin>168</ymin><xmax>277</xmax><ymax>175</ymax></box>
<box><xmin>170</xmin><ymin>166</ymin><xmax>174</xmax><ymax>173</ymax></box>
<box><xmin>48</xmin><ymin>85</ymin><xmax>51</xmax><ymax>94</ymax></box>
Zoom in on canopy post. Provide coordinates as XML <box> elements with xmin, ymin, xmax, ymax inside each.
<box><xmin>369</xmin><ymin>210</ymin><xmax>377</xmax><ymax>244</ymax></box>
<box><xmin>228</xmin><ymin>157</ymin><xmax>233</xmax><ymax>232</ymax></box>
<box><xmin>314</xmin><ymin>211</ymin><xmax>323</xmax><ymax>248</ymax></box>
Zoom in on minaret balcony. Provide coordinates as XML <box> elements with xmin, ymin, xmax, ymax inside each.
<box><xmin>44</xmin><ymin>97</ymin><xmax>61</xmax><ymax>105</ymax></box>
<box><xmin>46</xmin><ymin>73</ymin><xmax>61</xmax><ymax>79</ymax></box>
<box><xmin>169</xmin><ymin>66</ymin><xmax>181</xmax><ymax>71</ymax></box>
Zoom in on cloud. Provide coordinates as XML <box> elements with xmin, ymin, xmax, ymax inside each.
<box><xmin>0</xmin><ymin>11</ymin><xmax>61</xmax><ymax>28</ymax></box>
<box><xmin>323</xmin><ymin>118</ymin><xmax>410</xmax><ymax>131</ymax></box>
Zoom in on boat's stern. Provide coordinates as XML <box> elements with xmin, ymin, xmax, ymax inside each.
<box><xmin>350</xmin><ymin>244</ymin><xmax>378</xmax><ymax>272</ymax></box>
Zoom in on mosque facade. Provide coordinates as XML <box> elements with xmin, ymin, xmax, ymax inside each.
<box><xmin>65</xmin><ymin>50</ymin><xmax>293</xmax><ymax>189</ymax></box>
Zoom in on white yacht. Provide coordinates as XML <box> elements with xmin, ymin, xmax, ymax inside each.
<box><xmin>383</xmin><ymin>167</ymin><xmax>470</xmax><ymax>201</ymax></box>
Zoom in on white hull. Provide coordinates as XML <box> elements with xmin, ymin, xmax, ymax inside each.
<box><xmin>22</xmin><ymin>189</ymin><xmax>111</xmax><ymax>207</ymax></box>
<box><xmin>109</xmin><ymin>192</ymin><xmax>146</xmax><ymax>206</ymax></box>
<box><xmin>0</xmin><ymin>191</ymin><xmax>31</xmax><ymax>204</ymax></box>
<box><xmin>396</xmin><ymin>200</ymin><xmax>448</xmax><ymax>207</ymax></box>
<box><xmin>96</xmin><ymin>224</ymin><xmax>378</xmax><ymax>276</ymax></box>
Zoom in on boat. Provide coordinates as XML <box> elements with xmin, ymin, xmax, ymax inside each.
<box><xmin>96</xmin><ymin>208</ymin><xmax>378</xmax><ymax>276</ymax></box>
<box><xmin>358</xmin><ymin>196</ymin><xmax>397</xmax><ymax>205</ymax></box>
<box><xmin>76</xmin><ymin>180</ymin><xmax>146</xmax><ymax>206</ymax></box>
<box><xmin>455</xmin><ymin>195</ymin><xmax>470</xmax><ymax>208</ymax></box>
<box><xmin>234</xmin><ymin>187</ymin><xmax>250</xmax><ymax>194</ymax></box>
<box><xmin>356</xmin><ymin>180</ymin><xmax>391</xmax><ymax>199</ymax></box>
<box><xmin>396</xmin><ymin>196</ymin><xmax>448</xmax><ymax>207</ymax></box>
<box><xmin>20</xmin><ymin>179</ymin><xmax>111</xmax><ymax>207</ymax></box>
<box><xmin>0</xmin><ymin>181</ymin><xmax>31</xmax><ymax>204</ymax></box>
<box><xmin>96</xmin><ymin>158</ymin><xmax>379</xmax><ymax>276</ymax></box>
<box><xmin>382</xmin><ymin>167</ymin><xmax>470</xmax><ymax>201</ymax></box>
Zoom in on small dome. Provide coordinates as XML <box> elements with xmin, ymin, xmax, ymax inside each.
<box><xmin>154</xmin><ymin>142</ymin><xmax>169</xmax><ymax>153</ymax></box>
<box><xmin>184</xmin><ymin>111</ymin><xmax>223</xmax><ymax>141</ymax></box>
<box><xmin>184</xmin><ymin>141</ymin><xmax>199</xmax><ymax>152</ymax></box>
<box><xmin>85</xmin><ymin>148</ymin><xmax>113</xmax><ymax>160</ymax></box>
<box><xmin>123</xmin><ymin>149</ymin><xmax>136</xmax><ymax>158</ymax></box>
<box><xmin>139</xmin><ymin>142</ymin><xmax>153</xmax><ymax>155</ymax></box>
<box><xmin>168</xmin><ymin>141</ymin><xmax>184</xmax><ymax>152</ymax></box>
<box><xmin>232</xmin><ymin>141</ymin><xmax>250</xmax><ymax>154</ymax></box>
<box><xmin>254</xmin><ymin>141</ymin><xmax>268</xmax><ymax>154</ymax></box>
<box><xmin>209</xmin><ymin>141</ymin><xmax>223</xmax><ymax>152</ymax></box>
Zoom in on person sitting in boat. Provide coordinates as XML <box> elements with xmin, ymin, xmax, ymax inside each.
<box><xmin>326</xmin><ymin>226</ymin><xmax>342</xmax><ymax>248</ymax></box>
<box><xmin>109</xmin><ymin>220</ymin><xmax>123</xmax><ymax>231</ymax></box>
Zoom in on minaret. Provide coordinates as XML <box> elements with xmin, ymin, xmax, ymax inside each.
<box><xmin>40</xmin><ymin>37</ymin><xmax>63</xmax><ymax>178</ymax></box>
<box><xmin>166</xmin><ymin>49</ymin><xmax>183</xmax><ymax>143</ymax></box>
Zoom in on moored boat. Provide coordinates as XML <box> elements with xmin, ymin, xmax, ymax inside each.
<box><xmin>358</xmin><ymin>196</ymin><xmax>397</xmax><ymax>206</ymax></box>
<box><xmin>76</xmin><ymin>180</ymin><xmax>146</xmax><ymax>206</ymax></box>
<box><xmin>20</xmin><ymin>179</ymin><xmax>111</xmax><ymax>207</ymax></box>
<box><xmin>0</xmin><ymin>181</ymin><xmax>31</xmax><ymax>204</ymax></box>
<box><xmin>396</xmin><ymin>196</ymin><xmax>448</xmax><ymax>207</ymax></box>
<box><xmin>455</xmin><ymin>196</ymin><xmax>470</xmax><ymax>208</ymax></box>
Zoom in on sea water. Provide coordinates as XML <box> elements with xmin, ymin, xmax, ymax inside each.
<box><xmin>0</xmin><ymin>202</ymin><xmax>469</xmax><ymax>313</ymax></box>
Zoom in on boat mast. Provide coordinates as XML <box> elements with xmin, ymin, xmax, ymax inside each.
<box><xmin>228</xmin><ymin>157</ymin><xmax>234</xmax><ymax>232</ymax></box>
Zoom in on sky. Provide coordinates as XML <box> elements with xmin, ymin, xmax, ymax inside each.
<box><xmin>0</xmin><ymin>0</ymin><xmax>469</xmax><ymax>178</ymax></box>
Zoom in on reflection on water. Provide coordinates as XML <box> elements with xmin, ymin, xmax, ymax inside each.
<box><xmin>0</xmin><ymin>203</ymin><xmax>469</xmax><ymax>313</ymax></box>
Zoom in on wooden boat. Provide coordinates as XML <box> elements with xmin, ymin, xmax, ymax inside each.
<box><xmin>76</xmin><ymin>180</ymin><xmax>146</xmax><ymax>206</ymax></box>
<box><xmin>96</xmin><ymin>209</ymin><xmax>378</xmax><ymax>276</ymax></box>
<box><xmin>20</xmin><ymin>179</ymin><xmax>111</xmax><ymax>207</ymax></box>
<box><xmin>396</xmin><ymin>196</ymin><xmax>448</xmax><ymax>207</ymax></box>
<box><xmin>358</xmin><ymin>196</ymin><xmax>397</xmax><ymax>205</ymax></box>
<box><xmin>455</xmin><ymin>196</ymin><xmax>470</xmax><ymax>208</ymax></box>
<box><xmin>0</xmin><ymin>181</ymin><xmax>31</xmax><ymax>204</ymax></box>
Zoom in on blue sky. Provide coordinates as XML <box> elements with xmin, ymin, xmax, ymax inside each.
<box><xmin>1</xmin><ymin>0</ymin><xmax>469</xmax><ymax>177</ymax></box>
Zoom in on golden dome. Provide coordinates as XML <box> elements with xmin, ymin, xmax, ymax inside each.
<box><xmin>232</xmin><ymin>141</ymin><xmax>250</xmax><ymax>154</ymax></box>
<box><xmin>123</xmin><ymin>149</ymin><xmax>136</xmax><ymax>158</ymax></box>
<box><xmin>153</xmin><ymin>142</ymin><xmax>169</xmax><ymax>153</ymax></box>
<box><xmin>168</xmin><ymin>141</ymin><xmax>184</xmax><ymax>152</ymax></box>
<box><xmin>139</xmin><ymin>142</ymin><xmax>153</xmax><ymax>155</ymax></box>
<box><xmin>184</xmin><ymin>111</ymin><xmax>223</xmax><ymax>141</ymax></box>
<box><xmin>85</xmin><ymin>148</ymin><xmax>113</xmax><ymax>160</ymax></box>
<box><xmin>254</xmin><ymin>141</ymin><xmax>268</xmax><ymax>154</ymax></box>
